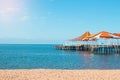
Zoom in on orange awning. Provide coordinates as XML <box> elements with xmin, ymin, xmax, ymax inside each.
<box><xmin>100</xmin><ymin>31</ymin><xmax>113</xmax><ymax>38</ymax></box>
<box><xmin>70</xmin><ymin>31</ymin><xmax>120</xmax><ymax>41</ymax></box>
<box><xmin>113</xmin><ymin>33</ymin><xmax>120</xmax><ymax>37</ymax></box>
<box><xmin>87</xmin><ymin>31</ymin><xmax>113</xmax><ymax>39</ymax></box>
<box><xmin>70</xmin><ymin>32</ymin><xmax>91</xmax><ymax>41</ymax></box>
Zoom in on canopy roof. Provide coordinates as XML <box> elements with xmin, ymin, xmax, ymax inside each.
<box><xmin>88</xmin><ymin>31</ymin><xmax>120</xmax><ymax>40</ymax></box>
<box><xmin>88</xmin><ymin>31</ymin><xmax>112</xmax><ymax>38</ymax></box>
<box><xmin>113</xmin><ymin>33</ymin><xmax>120</xmax><ymax>37</ymax></box>
<box><xmin>70</xmin><ymin>32</ymin><xmax>91</xmax><ymax>41</ymax></box>
<box><xmin>70</xmin><ymin>31</ymin><xmax>120</xmax><ymax>41</ymax></box>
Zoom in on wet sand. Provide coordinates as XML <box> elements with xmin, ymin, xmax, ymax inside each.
<box><xmin>0</xmin><ymin>69</ymin><xmax>120</xmax><ymax>80</ymax></box>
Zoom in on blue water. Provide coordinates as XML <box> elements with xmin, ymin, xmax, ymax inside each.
<box><xmin>0</xmin><ymin>44</ymin><xmax>120</xmax><ymax>69</ymax></box>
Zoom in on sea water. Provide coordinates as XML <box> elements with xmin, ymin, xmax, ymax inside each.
<box><xmin>0</xmin><ymin>44</ymin><xmax>120</xmax><ymax>69</ymax></box>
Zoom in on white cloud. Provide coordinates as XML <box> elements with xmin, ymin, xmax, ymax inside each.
<box><xmin>0</xmin><ymin>0</ymin><xmax>27</xmax><ymax>22</ymax></box>
<box><xmin>21</xmin><ymin>16</ymin><xmax>29</xmax><ymax>21</ymax></box>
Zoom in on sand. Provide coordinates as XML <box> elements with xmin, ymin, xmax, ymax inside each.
<box><xmin>0</xmin><ymin>69</ymin><xmax>120</xmax><ymax>80</ymax></box>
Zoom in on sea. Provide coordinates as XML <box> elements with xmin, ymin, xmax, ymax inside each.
<box><xmin>0</xmin><ymin>44</ymin><xmax>120</xmax><ymax>69</ymax></box>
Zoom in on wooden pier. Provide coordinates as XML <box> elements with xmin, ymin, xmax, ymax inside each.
<box><xmin>54</xmin><ymin>45</ymin><xmax>120</xmax><ymax>54</ymax></box>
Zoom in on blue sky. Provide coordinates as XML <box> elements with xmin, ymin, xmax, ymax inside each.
<box><xmin>0</xmin><ymin>0</ymin><xmax>120</xmax><ymax>44</ymax></box>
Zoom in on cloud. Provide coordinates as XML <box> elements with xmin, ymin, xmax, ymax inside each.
<box><xmin>0</xmin><ymin>0</ymin><xmax>27</xmax><ymax>22</ymax></box>
<box><xmin>21</xmin><ymin>16</ymin><xmax>29</xmax><ymax>21</ymax></box>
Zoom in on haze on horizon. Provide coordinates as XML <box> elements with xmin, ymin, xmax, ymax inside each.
<box><xmin>0</xmin><ymin>0</ymin><xmax>120</xmax><ymax>44</ymax></box>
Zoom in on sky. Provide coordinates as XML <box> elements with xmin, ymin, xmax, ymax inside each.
<box><xmin>0</xmin><ymin>0</ymin><xmax>120</xmax><ymax>44</ymax></box>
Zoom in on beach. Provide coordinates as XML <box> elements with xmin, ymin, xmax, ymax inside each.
<box><xmin>0</xmin><ymin>69</ymin><xmax>120</xmax><ymax>80</ymax></box>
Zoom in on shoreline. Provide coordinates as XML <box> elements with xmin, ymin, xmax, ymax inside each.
<box><xmin>0</xmin><ymin>69</ymin><xmax>120</xmax><ymax>80</ymax></box>
<box><xmin>1</xmin><ymin>68</ymin><xmax>120</xmax><ymax>70</ymax></box>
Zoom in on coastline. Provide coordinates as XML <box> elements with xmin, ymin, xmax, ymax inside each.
<box><xmin>0</xmin><ymin>69</ymin><xmax>120</xmax><ymax>80</ymax></box>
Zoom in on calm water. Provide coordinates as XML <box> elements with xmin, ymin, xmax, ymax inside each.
<box><xmin>0</xmin><ymin>44</ymin><xmax>120</xmax><ymax>69</ymax></box>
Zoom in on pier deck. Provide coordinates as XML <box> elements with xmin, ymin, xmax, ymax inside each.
<box><xmin>54</xmin><ymin>45</ymin><xmax>120</xmax><ymax>54</ymax></box>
